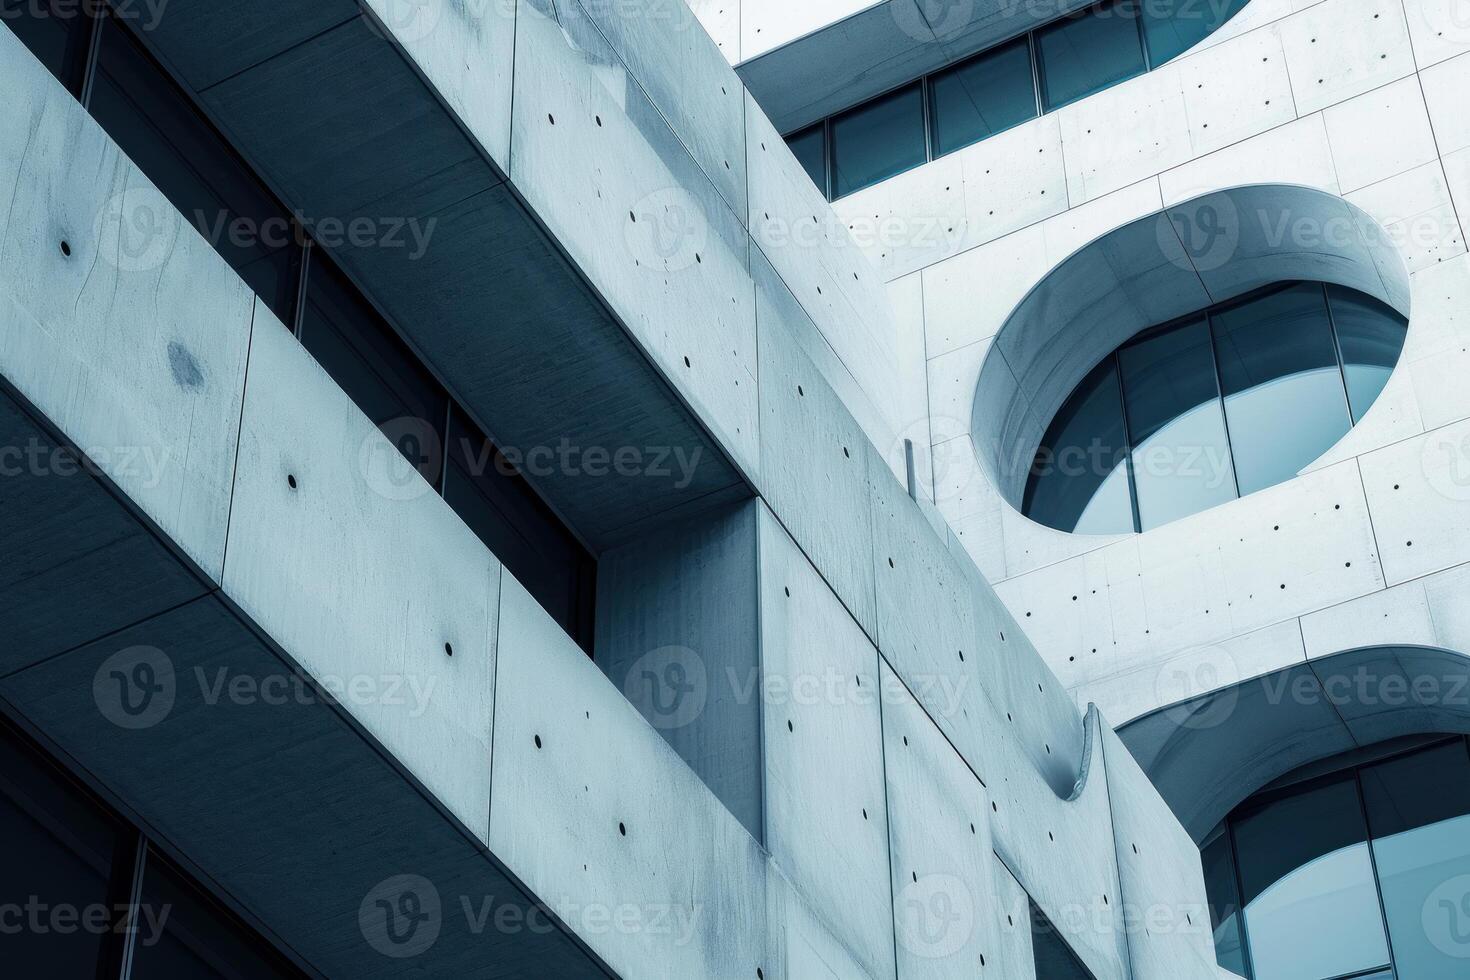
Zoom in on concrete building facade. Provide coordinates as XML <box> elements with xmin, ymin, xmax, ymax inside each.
<box><xmin>0</xmin><ymin>0</ymin><xmax>1465</xmax><ymax>978</ymax></box>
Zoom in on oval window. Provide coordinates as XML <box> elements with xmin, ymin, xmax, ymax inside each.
<box><xmin>1023</xmin><ymin>281</ymin><xmax>1407</xmax><ymax>534</ymax></box>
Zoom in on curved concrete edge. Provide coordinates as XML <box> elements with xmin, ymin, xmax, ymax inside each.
<box><xmin>971</xmin><ymin>183</ymin><xmax>1410</xmax><ymax>509</ymax></box>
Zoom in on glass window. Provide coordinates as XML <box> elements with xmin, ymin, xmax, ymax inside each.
<box><xmin>1024</xmin><ymin>358</ymin><xmax>1135</xmax><ymax>534</ymax></box>
<box><xmin>444</xmin><ymin>407</ymin><xmax>596</xmax><ymax>653</ymax></box>
<box><xmin>88</xmin><ymin>14</ymin><xmax>302</xmax><ymax>324</ymax></box>
<box><xmin>1036</xmin><ymin>1</ymin><xmax>1148</xmax><ymax>111</ymax></box>
<box><xmin>1361</xmin><ymin>741</ymin><xmax>1470</xmax><ymax>978</ymax></box>
<box><xmin>1328</xmin><ymin>285</ymin><xmax>1409</xmax><ymax>423</ymax></box>
<box><xmin>1118</xmin><ymin>319</ymin><xmax>1237</xmax><ymax>531</ymax></box>
<box><xmin>1211</xmin><ymin>284</ymin><xmax>1351</xmax><ymax>496</ymax></box>
<box><xmin>300</xmin><ymin>251</ymin><xmax>448</xmax><ymax>489</ymax></box>
<box><xmin>1</xmin><ymin>0</ymin><xmax>93</xmax><ymax>94</ymax></box>
<box><xmin>0</xmin><ymin>721</ymin><xmax>128</xmax><ymax>977</ymax></box>
<box><xmin>1140</xmin><ymin>0</ymin><xmax>1250</xmax><ymax>66</ymax></box>
<box><xmin>1232</xmin><ymin>776</ymin><xmax>1392</xmax><ymax>980</ymax></box>
<box><xmin>830</xmin><ymin>82</ymin><xmax>927</xmax><ymax>199</ymax></box>
<box><xmin>1201</xmin><ymin>825</ymin><xmax>1249</xmax><ymax>977</ymax></box>
<box><xmin>132</xmin><ymin>848</ymin><xmax>303</xmax><ymax>979</ymax></box>
<box><xmin>928</xmin><ymin>37</ymin><xmax>1038</xmax><ymax>158</ymax></box>
<box><xmin>786</xmin><ymin>124</ymin><xmax>827</xmax><ymax>198</ymax></box>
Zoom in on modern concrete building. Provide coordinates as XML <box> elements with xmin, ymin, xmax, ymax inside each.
<box><xmin>0</xmin><ymin>0</ymin><xmax>1466</xmax><ymax>978</ymax></box>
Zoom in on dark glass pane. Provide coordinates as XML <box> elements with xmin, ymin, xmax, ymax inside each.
<box><xmin>1327</xmin><ymin>285</ymin><xmax>1409</xmax><ymax>423</ymax></box>
<box><xmin>1029</xmin><ymin>899</ymin><xmax>1095</xmax><ymax>979</ymax></box>
<box><xmin>1362</xmin><ymin>741</ymin><xmax>1470</xmax><ymax>978</ymax></box>
<box><xmin>1140</xmin><ymin>0</ymin><xmax>1250</xmax><ymax>66</ymax></box>
<box><xmin>300</xmin><ymin>251</ymin><xmax>448</xmax><ymax>489</ymax></box>
<box><xmin>1118</xmin><ymin>319</ymin><xmax>1236</xmax><ymax>530</ymax></box>
<box><xmin>132</xmin><ymin>848</ymin><xmax>303</xmax><ymax>979</ymax></box>
<box><xmin>1211</xmin><ymin>283</ymin><xmax>1351</xmax><ymax>496</ymax></box>
<box><xmin>89</xmin><ymin>16</ymin><xmax>301</xmax><ymax>324</ymax></box>
<box><xmin>928</xmin><ymin>37</ymin><xmax>1037</xmax><ymax>157</ymax></box>
<box><xmin>444</xmin><ymin>407</ymin><xmax>595</xmax><ymax>653</ymax></box>
<box><xmin>0</xmin><ymin>722</ymin><xmax>126</xmax><ymax>977</ymax></box>
<box><xmin>1</xmin><ymin>0</ymin><xmax>93</xmax><ymax>93</ymax></box>
<box><xmin>1232</xmin><ymin>776</ymin><xmax>1391</xmax><ymax>980</ymax></box>
<box><xmin>1024</xmin><ymin>358</ymin><xmax>1134</xmax><ymax>534</ymax></box>
<box><xmin>786</xmin><ymin>124</ymin><xmax>827</xmax><ymax>197</ymax></box>
<box><xmin>1036</xmin><ymin>0</ymin><xmax>1148</xmax><ymax>111</ymax></box>
<box><xmin>1200</xmin><ymin>825</ymin><xmax>1248</xmax><ymax>976</ymax></box>
<box><xmin>830</xmin><ymin>82</ymin><xmax>927</xmax><ymax>198</ymax></box>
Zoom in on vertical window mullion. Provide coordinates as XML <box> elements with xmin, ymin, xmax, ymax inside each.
<box><xmin>1112</xmin><ymin>350</ymin><xmax>1144</xmax><ymax>534</ymax></box>
<box><xmin>291</xmin><ymin>236</ymin><xmax>313</xmax><ymax>340</ymax></box>
<box><xmin>1132</xmin><ymin>0</ymin><xmax>1153</xmax><ymax>72</ymax></box>
<box><xmin>1352</xmin><ymin>769</ymin><xmax>1401</xmax><ymax>979</ymax></box>
<box><xmin>78</xmin><ymin>0</ymin><xmax>107</xmax><ymax>109</ymax></box>
<box><xmin>921</xmin><ymin>73</ymin><xmax>935</xmax><ymax>163</ymax></box>
<box><xmin>1028</xmin><ymin>30</ymin><xmax>1044</xmax><ymax>117</ymax></box>
<box><xmin>1321</xmin><ymin>281</ymin><xmax>1358</xmax><ymax>430</ymax></box>
<box><xmin>1204</xmin><ymin>311</ymin><xmax>1244</xmax><ymax>501</ymax></box>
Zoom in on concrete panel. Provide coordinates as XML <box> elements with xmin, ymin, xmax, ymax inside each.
<box><xmin>1058</xmin><ymin>65</ymin><xmax>1193</xmax><ymax>205</ymax></box>
<box><xmin>769</xmin><ymin>864</ymin><xmax>881</xmax><ymax>980</ymax></box>
<box><xmin>1308</xmin><ymin>645</ymin><xmax>1470</xmax><ymax>746</ymax></box>
<box><xmin>1</xmin><ymin>596</ymin><xmax>603</xmax><ymax>978</ymax></box>
<box><xmin>1323</xmin><ymin>76</ymin><xmax>1439</xmax><ymax>193</ymax></box>
<box><xmin>756</xmin><ymin>281</ymin><xmax>879</xmax><ymax>638</ymax></box>
<box><xmin>593</xmin><ymin>499</ymin><xmax>763</xmax><ymax>841</ymax></box>
<box><xmin>490</xmin><ymin>571</ymin><xmax>771</xmax><ymax>978</ymax></box>
<box><xmin>991</xmin><ymin>857</ymin><xmax>1038</xmax><ymax>979</ymax></box>
<box><xmin>1420</xmin><ymin>51</ymin><xmax>1470</xmax><ymax>155</ymax></box>
<box><xmin>140</xmin><ymin>0</ymin><xmax>360</xmax><ymax>90</ymax></box>
<box><xmin>880</xmin><ymin>658</ymin><xmax>999</xmax><ymax>980</ymax></box>
<box><xmin>1158</xmin><ymin>114</ymin><xmax>1341</xmax><ymax>205</ymax></box>
<box><xmin>740</xmin><ymin>0</ymin><xmax>886</xmax><ymax>61</ymax></box>
<box><xmin>756</xmin><ymin>505</ymin><xmax>895</xmax><ymax>980</ymax></box>
<box><xmin>0</xmin><ymin>35</ymin><xmax>255</xmax><ymax>583</ymax></box>
<box><xmin>577</xmin><ymin>0</ymin><xmax>749</xmax><ymax>219</ymax></box>
<box><xmin>1346</xmin><ymin>160</ymin><xmax>1466</xmax><ymax>272</ymax></box>
<box><xmin>954</xmin><ymin>114</ymin><xmax>1069</xmax><ymax>256</ymax></box>
<box><xmin>1277</xmin><ymin>0</ymin><xmax>1416</xmax><ymax>115</ymax></box>
<box><xmin>687</xmin><ymin>0</ymin><xmax>742</xmax><ymax>61</ymax></box>
<box><xmin>1177</xmin><ymin>26</ymin><xmax>1296</xmax><ymax>158</ymax></box>
<box><xmin>1360</xmin><ymin>416</ymin><xmax>1470</xmax><ymax>583</ymax></box>
<box><xmin>1403</xmin><ymin>0</ymin><xmax>1470</xmax><ymax>67</ymax></box>
<box><xmin>833</xmin><ymin>151</ymin><xmax>968</xmax><ymax>279</ymax></box>
<box><xmin>512</xmin><ymin>0</ymin><xmax>760</xmax><ymax>480</ymax></box>
<box><xmin>358</xmin><ymin>0</ymin><xmax>516</xmax><ymax>170</ymax></box>
<box><xmin>921</xmin><ymin>224</ymin><xmax>1048</xmax><ymax>360</ymax></box>
<box><xmin>223</xmin><ymin>308</ymin><xmax>500</xmax><ymax>843</ymax></box>
<box><xmin>1300</xmin><ymin>580</ymin><xmax>1437</xmax><ymax>657</ymax></box>
<box><xmin>1099</xmin><ymin>721</ymin><xmax>1217</xmax><ymax>980</ymax></box>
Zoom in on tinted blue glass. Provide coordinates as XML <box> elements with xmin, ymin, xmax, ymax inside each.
<box><xmin>1361</xmin><ymin>741</ymin><xmax>1470</xmax><ymax>978</ymax></box>
<box><xmin>929</xmin><ymin>37</ymin><xmax>1038</xmax><ymax>157</ymax></box>
<box><xmin>1232</xmin><ymin>776</ymin><xmax>1391</xmax><ymax>980</ymax></box>
<box><xmin>1140</xmin><ymin>0</ymin><xmax>1250</xmax><ymax>66</ymax></box>
<box><xmin>1119</xmin><ymin>319</ymin><xmax>1237</xmax><ymax>531</ymax></box>
<box><xmin>1036</xmin><ymin>1</ymin><xmax>1148</xmax><ymax>111</ymax></box>
<box><xmin>1327</xmin><ymin>285</ymin><xmax>1409</xmax><ymax>423</ymax></box>
<box><xmin>1</xmin><ymin>0</ymin><xmax>93</xmax><ymax>93</ymax></box>
<box><xmin>1212</xmin><ymin>284</ymin><xmax>1351</xmax><ymax>496</ymax></box>
<box><xmin>1025</xmin><ymin>358</ymin><xmax>1135</xmax><ymax>534</ymax></box>
<box><xmin>786</xmin><ymin>124</ymin><xmax>827</xmax><ymax>197</ymax></box>
<box><xmin>830</xmin><ymin>83</ymin><xmax>927</xmax><ymax>198</ymax></box>
<box><xmin>1201</xmin><ymin>826</ymin><xmax>1248</xmax><ymax>976</ymax></box>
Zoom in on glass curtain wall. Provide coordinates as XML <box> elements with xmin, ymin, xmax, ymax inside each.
<box><xmin>1023</xmin><ymin>282</ymin><xmax>1408</xmax><ymax>534</ymax></box>
<box><xmin>1203</xmin><ymin>737</ymin><xmax>1470</xmax><ymax>979</ymax></box>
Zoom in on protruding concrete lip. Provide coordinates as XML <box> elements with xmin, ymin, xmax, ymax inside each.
<box><xmin>971</xmin><ymin>183</ymin><xmax>1412</xmax><ymax>515</ymax></box>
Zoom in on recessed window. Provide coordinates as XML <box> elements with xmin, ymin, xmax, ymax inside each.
<box><xmin>0</xmin><ymin>0</ymin><xmax>94</xmax><ymax>93</ymax></box>
<box><xmin>830</xmin><ymin>82</ymin><xmax>927</xmax><ymax>199</ymax></box>
<box><xmin>1140</xmin><ymin>0</ymin><xmax>1251</xmax><ymax>66</ymax></box>
<box><xmin>1036</xmin><ymin>0</ymin><xmax>1148</xmax><ymax>111</ymax></box>
<box><xmin>786</xmin><ymin>123</ymin><xmax>827</xmax><ymax>198</ymax></box>
<box><xmin>1024</xmin><ymin>282</ymin><xmax>1408</xmax><ymax>534</ymax></box>
<box><xmin>928</xmin><ymin>36</ymin><xmax>1038</xmax><ymax>157</ymax></box>
<box><xmin>1205</xmin><ymin>737</ymin><xmax>1470</xmax><ymax>979</ymax></box>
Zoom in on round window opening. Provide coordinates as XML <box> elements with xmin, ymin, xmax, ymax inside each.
<box><xmin>1023</xmin><ymin>280</ymin><xmax>1407</xmax><ymax>535</ymax></box>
